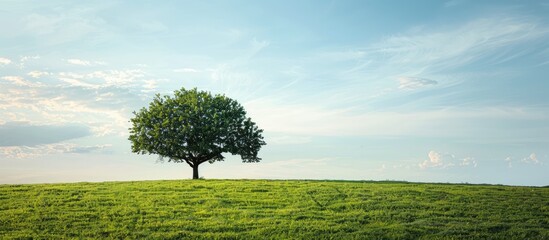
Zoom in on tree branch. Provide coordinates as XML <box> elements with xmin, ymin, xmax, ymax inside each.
<box><xmin>184</xmin><ymin>159</ymin><xmax>194</xmax><ymax>168</ymax></box>
<box><xmin>197</xmin><ymin>151</ymin><xmax>222</xmax><ymax>164</ymax></box>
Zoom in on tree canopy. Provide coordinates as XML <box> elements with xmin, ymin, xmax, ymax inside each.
<box><xmin>128</xmin><ymin>88</ymin><xmax>266</xmax><ymax>179</ymax></box>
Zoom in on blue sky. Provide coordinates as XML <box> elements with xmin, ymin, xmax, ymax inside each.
<box><xmin>1</xmin><ymin>0</ymin><xmax>548</xmax><ymax>185</ymax></box>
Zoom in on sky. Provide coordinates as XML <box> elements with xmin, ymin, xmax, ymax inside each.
<box><xmin>1</xmin><ymin>0</ymin><xmax>548</xmax><ymax>186</ymax></box>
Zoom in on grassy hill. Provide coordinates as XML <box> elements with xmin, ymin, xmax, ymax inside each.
<box><xmin>1</xmin><ymin>179</ymin><xmax>547</xmax><ymax>239</ymax></box>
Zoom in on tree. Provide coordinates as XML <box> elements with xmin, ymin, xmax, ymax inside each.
<box><xmin>128</xmin><ymin>88</ymin><xmax>266</xmax><ymax>179</ymax></box>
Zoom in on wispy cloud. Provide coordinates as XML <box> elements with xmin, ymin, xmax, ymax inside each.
<box><xmin>87</xmin><ymin>70</ymin><xmax>143</xmax><ymax>85</ymax></box>
<box><xmin>0</xmin><ymin>62</ymin><xmax>152</xmax><ymax>138</ymax></box>
<box><xmin>398</xmin><ymin>77</ymin><xmax>437</xmax><ymax>90</ymax></box>
<box><xmin>263</xmin><ymin>15</ymin><xmax>549</xmax><ymax>118</ymax></box>
<box><xmin>58</xmin><ymin>76</ymin><xmax>98</xmax><ymax>88</ymax></box>
<box><xmin>373</xmin><ymin>17</ymin><xmax>546</xmax><ymax>71</ymax></box>
<box><xmin>57</xmin><ymin>69</ymin><xmax>145</xmax><ymax>89</ymax></box>
<box><xmin>0</xmin><ymin>143</ymin><xmax>111</xmax><ymax>159</ymax></box>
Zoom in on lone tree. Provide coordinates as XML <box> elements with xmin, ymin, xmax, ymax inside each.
<box><xmin>128</xmin><ymin>88</ymin><xmax>266</xmax><ymax>179</ymax></box>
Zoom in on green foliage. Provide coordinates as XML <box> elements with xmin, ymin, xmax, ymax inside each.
<box><xmin>1</xmin><ymin>180</ymin><xmax>548</xmax><ymax>239</ymax></box>
<box><xmin>128</xmin><ymin>88</ymin><xmax>265</xmax><ymax>178</ymax></box>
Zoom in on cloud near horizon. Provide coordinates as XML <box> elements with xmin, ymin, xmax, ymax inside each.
<box><xmin>505</xmin><ymin>153</ymin><xmax>543</xmax><ymax>168</ymax></box>
<box><xmin>419</xmin><ymin>150</ymin><xmax>477</xmax><ymax>169</ymax></box>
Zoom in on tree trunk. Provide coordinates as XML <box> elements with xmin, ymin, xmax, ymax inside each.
<box><xmin>192</xmin><ymin>165</ymin><xmax>199</xmax><ymax>179</ymax></box>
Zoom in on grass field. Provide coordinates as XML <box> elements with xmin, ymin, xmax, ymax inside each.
<box><xmin>0</xmin><ymin>180</ymin><xmax>548</xmax><ymax>239</ymax></box>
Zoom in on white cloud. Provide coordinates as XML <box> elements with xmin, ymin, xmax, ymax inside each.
<box><xmin>419</xmin><ymin>150</ymin><xmax>445</xmax><ymax>169</ymax></box>
<box><xmin>0</xmin><ymin>146</ymin><xmax>45</xmax><ymax>159</ymax></box>
<box><xmin>33</xmin><ymin>96</ymin><xmax>132</xmax><ymax>136</ymax></box>
<box><xmin>505</xmin><ymin>153</ymin><xmax>542</xmax><ymax>168</ymax></box>
<box><xmin>398</xmin><ymin>76</ymin><xmax>437</xmax><ymax>90</ymax></box>
<box><xmin>522</xmin><ymin>153</ymin><xmax>540</xmax><ymax>164</ymax></box>
<box><xmin>67</xmin><ymin>59</ymin><xmax>91</xmax><ymax>66</ymax></box>
<box><xmin>66</xmin><ymin>59</ymin><xmax>106</xmax><ymax>66</ymax></box>
<box><xmin>58</xmin><ymin>77</ymin><xmax>98</xmax><ymax>89</ymax></box>
<box><xmin>89</xmin><ymin>124</ymin><xmax>115</xmax><ymax>136</ymax></box>
<box><xmin>142</xmin><ymin>80</ymin><xmax>158</xmax><ymax>93</ymax></box>
<box><xmin>0</xmin><ymin>67</ymin><xmax>151</xmax><ymax>137</ymax></box>
<box><xmin>28</xmin><ymin>71</ymin><xmax>51</xmax><ymax>78</ymax></box>
<box><xmin>419</xmin><ymin>150</ymin><xmax>476</xmax><ymax>169</ymax></box>
<box><xmin>86</xmin><ymin>70</ymin><xmax>144</xmax><ymax>86</ymax></box>
<box><xmin>460</xmin><ymin>157</ymin><xmax>477</xmax><ymax>167</ymax></box>
<box><xmin>0</xmin><ymin>57</ymin><xmax>11</xmax><ymax>65</ymax></box>
<box><xmin>57</xmin><ymin>69</ymin><xmax>145</xmax><ymax>88</ymax></box>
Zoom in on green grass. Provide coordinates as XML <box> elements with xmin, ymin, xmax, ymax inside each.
<box><xmin>1</xmin><ymin>180</ymin><xmax>548</xmax><ymax>239</ymax></box>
